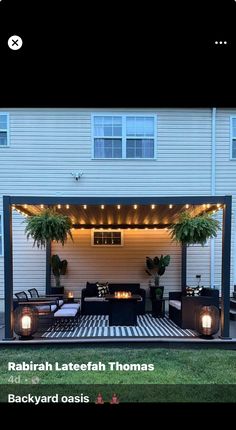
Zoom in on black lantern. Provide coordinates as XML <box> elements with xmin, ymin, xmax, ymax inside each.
<box><xmin>196</xmin><ymin>305</ymin><xmax>219</xmax><ymax>338</ymax></box>
<box><xmin>14</xmin><ymin>305</ymin><xmax>39</xmax><ymax>340</ymax></box>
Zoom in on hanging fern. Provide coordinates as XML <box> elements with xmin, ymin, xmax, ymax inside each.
<box><xmin>25</xmin><ymin>209</ymin><xmax>73</xmax><ymax>248</ymax></box>
<box><xmin>168</xmin><ymin>211</ymin><xmax>221</xmax><ymax>246</ymax></box>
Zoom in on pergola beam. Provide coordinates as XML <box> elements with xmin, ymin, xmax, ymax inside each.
<box><xmin>10</xmin><ymin>195</ymin><xmax>228</xmax><ymax>206</ymax></box>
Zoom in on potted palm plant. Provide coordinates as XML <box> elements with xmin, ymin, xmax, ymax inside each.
<box><xmin>146</xmin><ymin>255</ymin><xmax>170</xmax><ymax>317</ymax></box>
<box><xmin>51</xmin><ymin>254</ymin><xmax>68</xmax><ymax>294</ymax></box>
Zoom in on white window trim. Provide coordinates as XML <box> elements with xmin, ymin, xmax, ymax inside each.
<box><xmin>91</xmin><ymin>113</ymin><xmax>157</xmax><ymax>160</ymax></box>
<box><xmin>0</xmin><ymin>113</ymin><xmax>10</xmax><ymax>147</ymax></box>
<box><xmin>0</xmin><ymin>213</ymin><xmax>3</xmax><ymax>257</ymax></box>
<box><xmin>91</xmin><ymin>229</ymin><xmax>124</xmax><ymax>247</ymax></box>
<box><xmin>230</xmin><ymin>116</ymin><xmax>236</xmax><ymax>160</ymax></box>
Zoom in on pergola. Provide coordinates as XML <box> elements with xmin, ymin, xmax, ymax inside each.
<box><xmin>3</xmin><ymin>195</ymin><xmax>232</xmax><ymax>340</ymax></box>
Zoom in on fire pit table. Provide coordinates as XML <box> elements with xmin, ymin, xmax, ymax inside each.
<box><xmin>105</xmin><ymin>293</ymin><xmax>142</xmax><ymax>326</ymax></box>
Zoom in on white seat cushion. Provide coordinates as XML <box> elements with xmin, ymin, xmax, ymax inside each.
<box><xmin>36</xmin><ymin>304</ymin><xmax>57</xmax><ymax>312</ymax></box>
<box><xmin>169</xmin><ymin>300</ymin><xmax>181</xmax><ymax>310</ymax></box>
<box><xmin>84</xmin><ymin>297</ymin><xmax>106</xmax><ymax>302</ymax></box>
<box><xmin>61</xmin><ymin>303</ymin><xmax>80</xmax><ymax>310</ymax></box>
<box><xmin>54</xmin><ymin>308</ymin><xmax>78</xmax><ymax>318</ymax></box>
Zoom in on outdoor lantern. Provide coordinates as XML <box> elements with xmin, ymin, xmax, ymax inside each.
<box><xmin>14</xmin><ymin>305</ymin><xmax>38</xmax><ymax>340</ymax></box>
<box><xmin>196</xmin><ymin>305</ymin><xmax>219</xmax><ymax>338</ymax></box>
<box><xmin>68</xmin><ymin>291</ymin><xmax>74</xmax><ymax>299</ymax></box>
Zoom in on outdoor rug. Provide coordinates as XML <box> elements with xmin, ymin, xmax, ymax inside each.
<box><xmin>41</xmin><ymin>314</ymin><xmax>196</xmax><ymax>339</ymax></box>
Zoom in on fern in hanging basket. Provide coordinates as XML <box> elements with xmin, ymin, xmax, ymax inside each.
<box><xmin>168</xmin><ymin>211</ymin><xmax>221</xmax><ymax>246</ymax></box>
<box><xmin>25</xmin><ymin>209</ymin><xmax>73</xmax><ymax>248</ymax></box>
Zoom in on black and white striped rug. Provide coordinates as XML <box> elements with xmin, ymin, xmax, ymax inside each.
<box><xmin>41</xmin><ymin>314</ymin><xmax>196</xmax><ymax>339</ymax></box>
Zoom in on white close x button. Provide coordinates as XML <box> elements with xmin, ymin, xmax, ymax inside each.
<box><xmin>8</xmin><ymin>35</ymin><xmax>23</xmax><ymax>51</ymax></box>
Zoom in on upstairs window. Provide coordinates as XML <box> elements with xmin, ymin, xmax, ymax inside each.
<box><xmin>93</xmin><ymin>114</ymin><xmax>155</xmax><ymax>159</ymax></box>
<box><xmin>0</xmin><ymin>114</ymin><xmax>9</xmax><ymax>147</ymax></box>
<box><xmin>126</xmin><ymin>117</ymin><xmax>154</xmax><ymax>158</ymax></box>
<box><xmin>231</xmin><ymin>117</ymin><xmax>236</xmax><ymax>159</ymax></box>
<box><xmin>93</xmin><ymin>116</ymin><xmax>122</xmax><ymax>158</ymax></box>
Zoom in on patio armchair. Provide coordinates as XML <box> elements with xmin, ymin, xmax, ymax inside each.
<box><xmin>169</xmin><ymin>288</ymin><xmax>219</xmax><ymax>329</ymax></box>
<box><xmin>28</xmin><ymin>288</ymin><xmax>64</xmax><ymax>307</ymax></box>
<box><xmin>14</xmin><ymin>291</ymin><xmax>59</xmax><ymax>315</ymax></box>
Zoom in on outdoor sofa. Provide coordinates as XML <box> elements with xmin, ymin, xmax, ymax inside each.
<box><xmin>81</xmin><ymin>282</ymin><xmax>146</xmax><ymax>315</ymax></box>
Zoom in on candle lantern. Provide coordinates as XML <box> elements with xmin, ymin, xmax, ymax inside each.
<box><xmin>14</xmin><ymin>305</ymin><xmax>38</xmax><ymax>340</ymax></box>
<box><xmin>196</xmin><ymin>305</ymin><xmax>219</xmax><ymax>338</ymax></box>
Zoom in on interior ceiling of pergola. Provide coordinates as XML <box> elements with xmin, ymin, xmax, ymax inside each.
<box><xmin>13</xmin><ymin>203</ymin><xmax>222</xmax><ymax>228</ymax></box>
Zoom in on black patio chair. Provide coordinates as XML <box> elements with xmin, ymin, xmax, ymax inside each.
<box><xmin>28</xmin><ymin>288</ymin><xmax>64</xmax><ymax>307</ymax></box>
<box><xmin>15</xmin><ymin>291</ymin><xmax>59</xmax><ymax>315</ymax></box>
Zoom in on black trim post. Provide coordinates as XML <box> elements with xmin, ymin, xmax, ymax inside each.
<box><xmin>3</xmin><ymin>196</ymin><xmax>15</xmax><ymax>340</ymax></box>
<box><xmin>46</xmin><ymin>240</ymin><xmax>51</xmax><ymax>295</ymax></box>
<box><xmin>220</xmin><ymin>196</ymin><xmax>232</xmax><ymax>338</ymax></box>
<box><xmin>181</xmin><ymin>243</ymin><xmax>187</xmax><ymax>292</ymax></box>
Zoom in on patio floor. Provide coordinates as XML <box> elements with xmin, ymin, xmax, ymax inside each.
<box><xmin>1</xmin><ymin>312</ymin><xmax>236</xmax><ymax>344</ymax></box>
<box><xmin>41</xmin><ymin>314</ymin><xmax>196</xmax><ymax>339</ymax></box>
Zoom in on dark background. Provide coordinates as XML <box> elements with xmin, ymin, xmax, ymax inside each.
<box><xmin>0</xmin><ymin>0</ymin><xmax>235</xmax><ymax>106</ymax></box>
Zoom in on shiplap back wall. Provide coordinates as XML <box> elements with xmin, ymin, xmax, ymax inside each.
<box><xmin>0</xmin><ymin>108</ymin><xmax>235</xmax><ymax>300</ymax></box>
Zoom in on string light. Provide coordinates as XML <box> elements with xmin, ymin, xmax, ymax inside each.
<box><xmin>24</xmin><ymin>204</ymin><xmax>27</xmax><ymax>208</ymax></box>
<box><xmin>185</xmin><ymin>204</ymin><xmax>189</xmax><ymax>209</ymax></box>
<box><xmin>83</xmin><ymin>205</ymin><xmax>87</xmax><ymax>209</ymax></box>
<box><xmin>66</xmin><ymin>204</ymin><xmax>70</xmax><ymax>209</ymax></box>
<box><xmin>169</xmin><ymin>204</ymin><xmax>173</xmax><ymax>209</ymax></box>
<box><xmin>40</xmin><ymin>204</ymin><xmax>44</xmax><ymax>209</ymax></box>
<box><xmin>151</xmin><ymin>205</ymin><xmax>155</xmax><ymax>209</ymax></box>
<box><xmin>207</xmin><ymin>204</ymin><xmax>210</xmax><ymax>208</ymax></box>
<box><xmin>217</xmin><ymin>204</ymin><xmax>221</xmax><ymax>208</ymax></box>
<box><xmin>101</xmin><ymin>205</ymin><xmax>105</xmax><ymax>210</ymax></box>
<box><xmin>134</xmin><ymin>205</ymin><xmax>138</xmax><ymax>210</ymax></box>
<box><xmin>117</xmin><ymin>205</ymin><xmax>121</xmax><ymax>210</ymax></box>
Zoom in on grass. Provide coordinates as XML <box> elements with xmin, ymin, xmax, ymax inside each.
<box><xmin>0</xmin><ymin>346</ymin><xmax>236</xmax><ymax>402</ymax></box>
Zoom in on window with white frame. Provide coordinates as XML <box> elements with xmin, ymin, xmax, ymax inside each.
<box><xmin>0</xmin><ymin>215</ymin><xmax>3</xmax><ymax>256</ymax></box>
<box><xmin>231</xmin><ymin>117</ymin><xmax>236</xmax><ymax>159</ymax></box>
<box><xmin>0</xmin><ymin>114</ymin><xmax>9</xmax><ymax>147</ymax></box>
<box><xmin>92</xmin><ymin>230</ymin><xmax>123</xmax><ymax>246</ymax></box>
<box><xmin>93</xmin><ymin>115</ymin><xmax>155</xmax><ymax>159</ymax></box>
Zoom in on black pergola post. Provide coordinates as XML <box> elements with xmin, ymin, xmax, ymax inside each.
<box><xmin>46</xmin><ymin>241</ymin><xmax>51</xmax><ymax>294</ymax></box>
<box><xmin>220</xmin><ymin>196</ymin><xmax>232</xmax><ymax>339</ymax></box>
<box><xmin>181</xmin><ymin>244</ymin><xmax>187</xmax><ymax>292</ymax></box>
<box><xmin>3</xmin><ymin>196</ymin><xmax>15</xmax><ymax>340</ymax></box>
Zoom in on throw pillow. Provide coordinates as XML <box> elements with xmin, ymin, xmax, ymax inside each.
<box><xmin>86</xmin><ymin>282</ymin><xmax>98</xmax><ymax>297</ymax></box>
<box><xmin>97</xmin><ymin>282</ymin><xmax>109</xmax><ymax>297</ymax></box>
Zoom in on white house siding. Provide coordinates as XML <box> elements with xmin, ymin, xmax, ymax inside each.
<box><xmin>214</xmin><ymin>109</ymin><xmax>236</xmax><ymax>290</ymax></box>
<box><xmin>0</xmin><ymin>107</ymin><xmax>233</xmax><ymax>302</ymax></box>
<box><xmin>51</xmin><ymin>229</ymin><xmax>181</xmax><ymax>297</ymax></box>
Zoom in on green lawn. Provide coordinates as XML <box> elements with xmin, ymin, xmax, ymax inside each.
<box><xmin>0</xmin><ymin>346</ymin><xmax>236</xmax><ymax>402</ymax></box>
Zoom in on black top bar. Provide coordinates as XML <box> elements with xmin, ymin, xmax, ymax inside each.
<box><xmin>5</xmin><ymin>195</ymin><xmax>232</xmax><ymax>205</ymax></box>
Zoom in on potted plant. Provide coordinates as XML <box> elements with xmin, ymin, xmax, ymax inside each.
<box><xmin>51</xmin><ymin>254</ymin><xmax>68</xmax><ymax>294</ymax></box>
<box><xmin>146</xmin><ymin>255</ymin><xmax>170</xmax><ymax>317</ymax></box>
<box><xmin>167</xmin><ymin>211</ymin><xmax>221</xmax><ymax>246</ymax></box>
<box><xmin>146</xmin><ymin>255</ymin><xmax>170</xmax><ymax>290</ymax></box>
<box><xmin>25</xmin><ymin>208</ymin><xmax>73</xmax><ymax>248</ymax></box>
